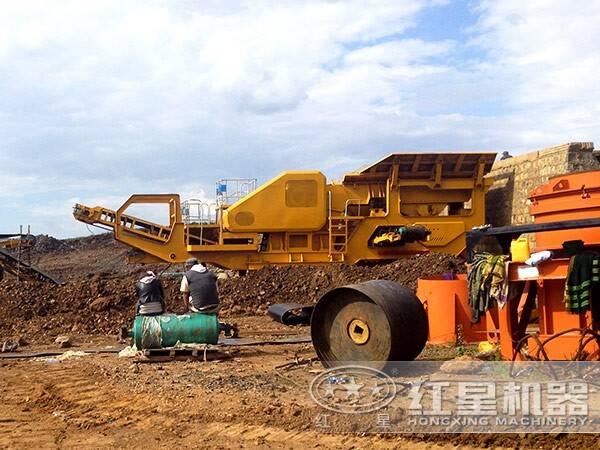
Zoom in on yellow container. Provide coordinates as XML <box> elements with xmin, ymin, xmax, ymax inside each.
<box><xmin>510</xmin><ymin>237</ymin><xmax>530</xmax><ymax>263</ymax></box>
<box><xmin>478</xmin><ymin>341</ymin><xmax>496</xmax><ymax>353</ymax></box>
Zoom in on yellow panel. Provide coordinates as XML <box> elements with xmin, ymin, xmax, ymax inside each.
<box><xmin>270</xmin><ymin>234</ymin><xmax>283</xmax><ymax>250</ymax></box>
<box><xmin>400</xmin><ymin>186</ymin><xmax>472</xmax><ymax>203</ymax></box>
<box><xmin>286</xmin><ymin>180</ymin><xmax>318</xmax><ymax>207</ymax></box>
<box><xmin>311</xmin><ymin>234</ymin><xmax>322</xmax><ymax>251</ymax></box>
<box><xmin>414</xmin><ymin>221</ymin><xmax>465</xmax><ymax>247</ymax></box>
<box><xmin>224</xmin><ymin>171</ymin><xmax>326</xmax><ymax>232</ymax></box>
<box><xmin>289</xmin><ymin>234</ymin><xmax>309</xmax><ymax>249</ymax></box>
<box><xmin>234</xmin><ymin>211</ymin><xmax>255</xmax><ymax>226</ymax></box>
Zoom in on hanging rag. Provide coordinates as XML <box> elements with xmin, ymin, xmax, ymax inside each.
<box><xmin>564</xmin><ymin>253</ymin><xmax>599</xmax><ymax>318</ymax></box>
<box><xmin>468</xmin><ymin>252</ymin><xmax>508</xmax><ymax>323</ymax></box>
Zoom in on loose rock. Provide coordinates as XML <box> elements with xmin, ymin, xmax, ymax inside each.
<box><xmin>1</xmin><ymin>340</ymin><xmax>19</xmax><ymax>353</ymax></box>
<box><xmin>54</xmin><ymin>335</ymin><xmax>72</xmax><ymax>348</ymax></box>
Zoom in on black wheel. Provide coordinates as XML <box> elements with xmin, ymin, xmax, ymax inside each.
<box><xmin>311</xmin><ymin>280</ymin><xmax>428</xmax><ymax>371</ymax></box>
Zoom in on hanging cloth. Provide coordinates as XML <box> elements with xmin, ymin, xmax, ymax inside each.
<box><xmin>564</xmin><ymin>253</ymin><xmax>599</xmax><ymax>315</ymax></box>
<box><xmin>468</xmin><ymin>252</ymin><xmax>508</xmax><ymax>323</ymax></box>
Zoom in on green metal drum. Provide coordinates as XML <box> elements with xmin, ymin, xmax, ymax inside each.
<box><xmin>132</xmin><ymin>313</ymin><xmax>219</xmax><ymax>349</ymax></box>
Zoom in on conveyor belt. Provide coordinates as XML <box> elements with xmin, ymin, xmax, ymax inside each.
<box><xmin>0</xmin><ymin>248</ymin><xmax>61</xmax><ymax>284</ymax></box>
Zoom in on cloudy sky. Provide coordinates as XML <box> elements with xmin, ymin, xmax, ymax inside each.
<box><xmin>1</xmin><ymin>0</ymin><xmax>599</xmax><ymax>237</ymax></box>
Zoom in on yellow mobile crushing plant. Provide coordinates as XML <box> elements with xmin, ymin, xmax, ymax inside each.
<box><xmin>73</xmin><ymin>153</ymin><xmax>496</xmax><ymax>271</ymax></box>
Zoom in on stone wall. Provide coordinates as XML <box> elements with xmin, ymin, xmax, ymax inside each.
<box><xmin>485</xmin><ymin>142</ymin><xmax>600</xmax><ymax>227</ymax></box>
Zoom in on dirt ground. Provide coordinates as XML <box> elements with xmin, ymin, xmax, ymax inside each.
<box><xmin>1</xmin><ymin>316</ymin><xmax>598</xmax><ymax>449</ymax></box>
<box><xmin>1</xmin><ymin>234</ymin><xmax>599</xmax><ymax>448</ymax></box>
<box><xmin>0</xmin><ymin>316</ymin><xmax>439</xmax><ymax>450</ymax></box>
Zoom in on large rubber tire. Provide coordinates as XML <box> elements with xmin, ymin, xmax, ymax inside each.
<box><xmin>311</xmin><ymin>280</ymin><xmax>428</xmax><ymax>371</ymax></box>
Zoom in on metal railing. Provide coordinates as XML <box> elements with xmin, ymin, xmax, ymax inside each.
<box><xmin>181</xmin><ymin>199</ymin><xmax>223</xmax><ymax>246</ymax></box>
<box><xmin>215</xmin><ymin>178</ymin><xmax>257</xmax><ymax>206</ymax></box>
<box><xmin>344</xmin><ymin>199</ymin><xmax>362</xmax><ymax>216</ymax></box>
<box><xmin>181</xmin><ymin>199</ymin><xmax>217</xmax><ymax>224</ymax></box>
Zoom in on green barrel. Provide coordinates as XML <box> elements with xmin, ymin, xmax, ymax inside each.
<box><xmin>132</xmin><ymin>313</ymin><xmax>219</xmax><ymax>349</ymax></box>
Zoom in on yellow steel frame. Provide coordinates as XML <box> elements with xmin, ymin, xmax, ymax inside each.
<box><xmin>73</xmin><ymin>153</ymin><xmax>496</xmax><ymax>270</ymax></box>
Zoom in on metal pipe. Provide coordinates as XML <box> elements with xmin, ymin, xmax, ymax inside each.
<box><xmin>344</xmin><ymin>199</ymin><xmax>361</xmax><ymax>216</ymax></box>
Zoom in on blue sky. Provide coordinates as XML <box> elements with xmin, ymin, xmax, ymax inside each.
<box><xmin>412</xmin><ymin>0</ymin><xmax>476</xmax><ymax>41</ymax></box>
<box><xmin>1</xmin><ymin>0</ymin><xmax>599</xmax><ymax>237</ymax></box>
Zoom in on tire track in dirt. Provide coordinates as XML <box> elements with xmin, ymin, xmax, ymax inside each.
<box><xmin>1</xmin><ymin>360</ymin><xmax>495</xmax><ymax>450</ymax></box>
<box><xmin>200</xmin><ymin>421</ymin><xmax>471</xmax><ymax>449</ymax></box>
<box><xmin>0</xmin><ymin>364</ymin><xmax>82</xmax><ymax>449</ymax></box>
<box><xmin>0</xmin><ymin>361</ymin><xmax>170</xmax><ymax>448</ymax></box>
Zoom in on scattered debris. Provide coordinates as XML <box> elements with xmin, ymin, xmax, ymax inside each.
<box><xmin>39</xmin><ymin>358</ymin><xmax>61</xmax><ymax>364</ymax></box>
<box><xmin>275</xmin><ymin>356</ymin><xmax>318</xmax><ymax>371</ymax></box>
<box><xmin>54</xmin><ymin>335</ymin><xmax>72</xmax><ymax>348</ymax></box>
<box><xmin>0</xmin><ymin>347</ymin><xmax>124</xmax><ymax>360</ymax></box>
<box><xmin>477</xmin><ymin>341</ymin><xmax>496</xmax><ymax>353</ymax></box>
<box><xmin>56</xmin><ymin>350</ymin><xmax>88</xmax><ymax>361</ymax></box>
<box><xmin>439</xmin><ymin>355</ymin><xmax>483</xmax><ymax>374</ymax></box>
<box><xmin>118</xmin><ymin>345</ymin><xmax>141</xmax><ymax>358</ymax></box>
<box><xmin>476</xmin><ymin>341</ymin><xmax>498</xmax><ymax>360</ymax></box>
<box><xmin>1</xmin><ymin>340</ymin><xmax>18</xmax><ymax>353</ymax></box>
<box><xmin>90</xmin><ymin>296</ymin><xmax>112</xmax><ymax>312</ymax></box>
<box><xmin>34</xmin><ymin>350</ymin><xmax>88</xmax><ymax>363</ymax></box>
<box><xmin>327</xmin><ymin>376</ymin><xmax>350</xmax><ymax>384</ymax></box>
<box><xmin>31</xmin><ymin>235</ymin><xmax>63</xmax><ymax>253</ymax></box>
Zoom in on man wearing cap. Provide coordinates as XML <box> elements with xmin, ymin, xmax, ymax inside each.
<box><xmin>180</xmin><ymin>257</ymin><xmax>220</xmax><ymax>314</ymax></box>
<box><xmin>135</xmin><ymin>270</ymin><xmax>166</xmax><ymax>316</ymax></box>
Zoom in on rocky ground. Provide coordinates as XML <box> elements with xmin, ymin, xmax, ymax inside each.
<box><xmin>0</xmin><ymin>233</ymin><xmax>598</xmax><ymax>449</ymax></box>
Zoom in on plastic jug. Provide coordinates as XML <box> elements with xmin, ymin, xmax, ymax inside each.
<box><xmin>510</xmin><ymin>237</ymin><xmax>530</xmax><ymax>263</ymax></box>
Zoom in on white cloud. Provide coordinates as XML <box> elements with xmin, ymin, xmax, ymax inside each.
<box><xmin>1</xmin><ymin>1</ymin><xmax>599</xmax><ymax>237</ymax></box>
<box><xmin>474</xmin><ymin>1</ymin><xmax>600</xmax><ymax>104</ymax></box>
<box><xmin>344</xmin><ymin>39</ymin><xmax>453</xmax><ymax>66</ymax></box>
<box><xmin>467</xmin><ymin>0</ymin><xmax>600</xmax><ymax>147</ymax></box>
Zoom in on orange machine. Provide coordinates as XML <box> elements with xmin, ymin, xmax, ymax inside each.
<box><xmin>529</xmin><ymin>170</ymin><xmax>600</xmax><ymax>250</ymax></box>
<box><xmin>416</xmin><ymin>274</ymin><xmax>494</xmax><ymax>345</ymax></box>
<box><xmin>417</xmin><ymin>171</ymin><xmax>600</xmax><ymax>361</ymax></box>
<box><xmin>503</xmin><ymin>170</ymin><xmax>600</xmax><ymax>360</ymax></box>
